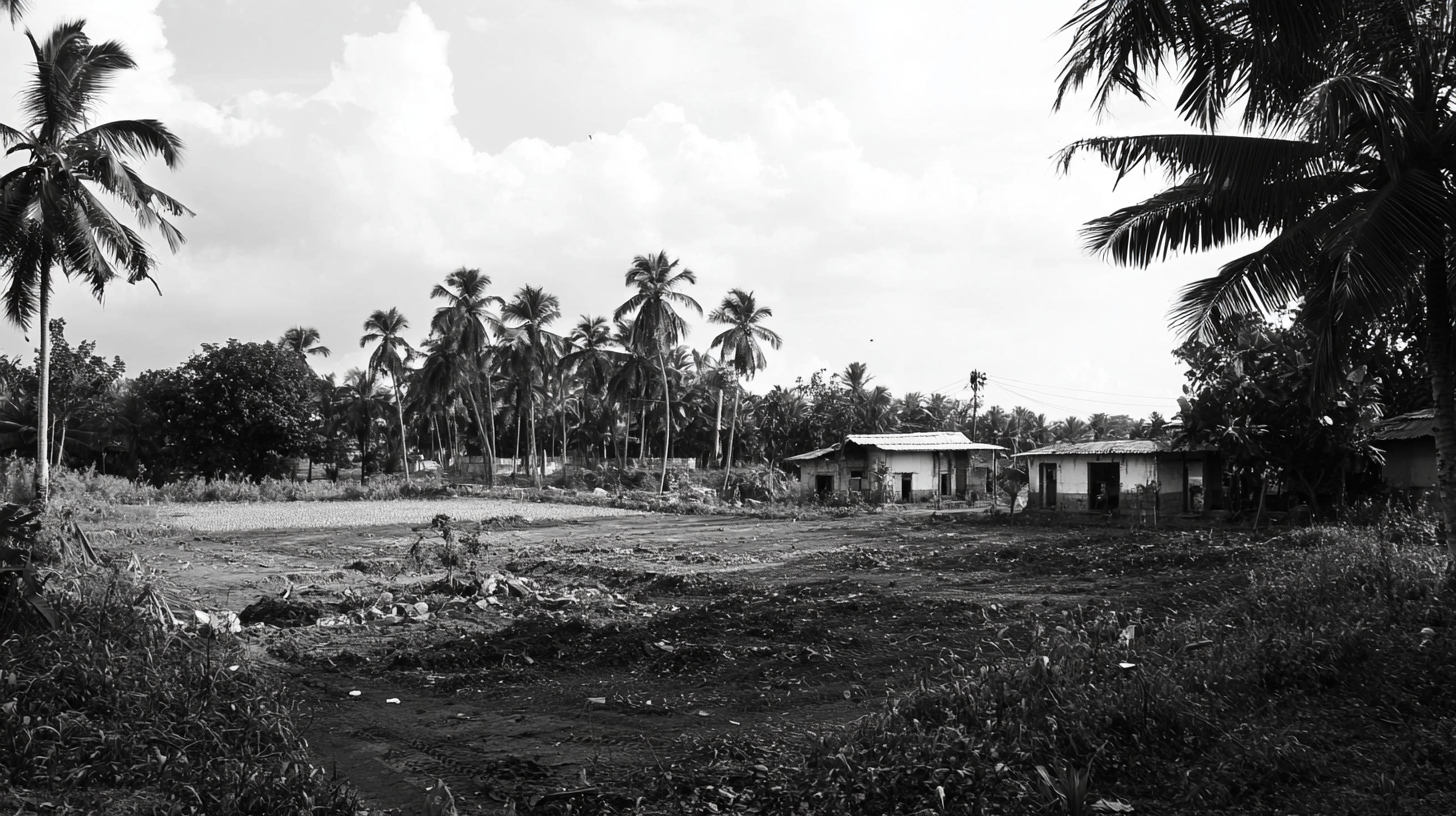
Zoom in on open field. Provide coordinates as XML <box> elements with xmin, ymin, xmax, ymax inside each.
<box><xmin>69</xmin><ymin>501</ymin><xmax>1456</xmax><ymax>815</ymax></box>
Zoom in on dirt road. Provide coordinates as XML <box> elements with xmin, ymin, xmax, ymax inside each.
<box><xmin>103</xmin><ymin>504</ymin><xmax>1254</xmax><ymax>814</ymax></box>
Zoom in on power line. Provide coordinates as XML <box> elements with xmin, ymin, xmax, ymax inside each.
<box><xmin>993</xmin><ymin>379</ymin><xmax>1175</xmax><ymax>409</ymax></box>
<box><xmin>993</xmin><ymin>373</ymin><xmax>1177</xmax><ymax>401</ymax></box>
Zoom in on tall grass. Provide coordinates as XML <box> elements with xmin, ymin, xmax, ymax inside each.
<box><xmin>0</xmin><ymin>458</ymin><xmax>451</xmax><ymax>506</ymax></box>
<box><xmin>710</xmin><ymin>520</ymin><xmax>1456</xmax><ymax>814</ymax></box>
<box><xmin>0</xmin><ymin>563</ymin><xmax>357</xmax><ymax>815</ymax></box>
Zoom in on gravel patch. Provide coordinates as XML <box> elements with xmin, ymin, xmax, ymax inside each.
<box><xmin>158</xmin><ymin>498</ymin><xmax>641</xmax><ymax>532</ymax></box>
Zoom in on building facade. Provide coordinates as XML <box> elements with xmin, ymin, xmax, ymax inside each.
<box><xmin>1015</xmin><ymin>440</ymin><xmax>1222</xmax><ymax>515</ymax></box>
<box><xmin>785</xmin><ymin>432</ymin><xmax>1006</xmax><ymax>503</ymax></box>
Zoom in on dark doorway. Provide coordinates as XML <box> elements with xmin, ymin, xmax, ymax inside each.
<box><xmin>1040</xmin><ymin>463</ymin><xmax>1058</xmax><ymax>508</ymax></box>
<box><xmin>940</xmin><ymin>472</ymin><xmax>951</xmax><ymax>495</ymax></box>
<box><xmin>1088</xmin><ymin>462</ymin><xmax>1119</xmax><ymax>510</ymax></box>
<box><xmin>900</xmin><ymin>473</ymin><xmax>913</xmax><ymax>502</ymax></box>
<box><xmin>815</xmin><ymin>474</ymin><xmax>834</xmax><ymax>494</ymax></box>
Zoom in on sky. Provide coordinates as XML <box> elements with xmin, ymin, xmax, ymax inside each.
<box><xmin>0</xmin><ymin>0</ymin><xmax>1252</xmax><ymax>422</ymax></box>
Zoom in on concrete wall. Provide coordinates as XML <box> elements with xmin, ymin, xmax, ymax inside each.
<box><xmin>1381</xmin><ymin>439</ymin><xmax>1437</xmax><ymax>489</ymax></box>
<box><xmin>796</xmin><ymin>448</ymin><xmax>977</xmax><ymax>502</ymax></box>
<box><xmin>1024</xmin><ymin>453</ymin><xmax>1169</xmax><ymax>513</ymax></box>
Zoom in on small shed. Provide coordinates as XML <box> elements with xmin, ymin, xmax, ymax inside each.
<box><xmin>1374</xmin><ymin>409</ymin><xmax>1436</xmax><ymax>493</ymax></box>
<box><xmin>1014</xmin><ymin>440</ymin><xmax>1222</xmax><ymax>515</ymax></box>
<box><xmin>784</xmin><ymin>432</ymin><xmax>1006</xmax><ymax>503</ymax></box>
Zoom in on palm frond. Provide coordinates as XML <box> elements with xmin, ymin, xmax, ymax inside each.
<box><xmin>73</xmin><ymin>119</ymin><xmax>185</xmax><ymax>168</ymax></box>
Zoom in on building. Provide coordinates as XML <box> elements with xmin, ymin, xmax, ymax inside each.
<box><xmin>784</xmin><ymin>432</ymin><xmax>1006</xmax><ymax>503</ymax></box>
<box><xmin>1374</xmin><ymin>409</ymin><xmax>1436</xmax><ymax>494</ymax></box>
<box><xmin>1014</xmin><ymin>439</ymin><xmax>1221</xmax><ymax>515</ymax></box>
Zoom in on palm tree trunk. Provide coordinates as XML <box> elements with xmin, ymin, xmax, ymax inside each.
<box><xmin>640</xmin><ymin>400</ymin><xmax>648</xmax><ymax>460</ymax></box>
<box><xmin>35</xmin><ymin>270</ymin><xmax>50</xmax><ymax>506</ymax></box>
<box><xmin>514</xmin><ymin>412</ymin><xmax>522</xmax><ymax>482</ymax></box>
<box><xmin>529</xmin><ymin>399</ymin><xmax>542</xmax><ymax>489</ymax></box>
<box><xmin>713</xmin><ymin>387</ymin><xmax>724</xmax><ymax>466</ymax></box>
<box><xmin>464</xmin><ymin>385</ymin><xmax>492</xmax><ymax>484</ymax></box>
<box><xmin>1423</xmin><ymin>246</ymin><xmax>1456</xmax><ymax>562</ymax></box>
<box><xmin>721</xmin><ymin>385</ymin><xmax>741</xmax><ymax>493</ymax></box>
<box><xmin>657</xmin><ymin>350</ymin><xmax>671</xmax><ymax>493</ymax></box>
<box><xmin>479</xmin><ymin>364</ymin><xmax>497</xmax><ymax>487</ymax></box>
<box><xmin>560</xmin><ymin>372</ymin><xmax>568</xmax><ymax>486</ymax></box>
<box><xmin>392</xmin><ymin>380</ymin><xmax>411</xmax><ymax>484</ymax></box>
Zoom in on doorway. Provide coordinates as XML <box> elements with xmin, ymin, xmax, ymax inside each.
<box><xmin>1040</xmin><ymin>463</ymin><xmax>1058</xmax><ymax>508</ymax></box>
<box><xmin>1088</xmin><ymin>462</ymin><xmax>1119</xmax><ymax>510</ymax></box>
<box><xmin>815</xmin><ymin>474</ymin><xmax>834</xmax><ymax>494</ymax></box>
<box><xmin>900</xmin><ymin>473</ymin><xmax>913</xmax><ymax>502</ymax></box>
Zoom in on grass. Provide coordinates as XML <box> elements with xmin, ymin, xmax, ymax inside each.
<box><xmin>630</xmin><ymin>517</ymin><xmax>1456</xmax><ymax>814</ymax></box>
<box><xmin>0</xmin><ymin>556</ymin><xmax>358</xmax><ymax>815</ymax></box>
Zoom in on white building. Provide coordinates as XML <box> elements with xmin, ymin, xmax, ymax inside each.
<box><xmin>784</xmin><ymin>432</ymin><xmax>1006</xmax><ymax>503</ymax></box>
<box><xmin>1014</xmin><ymin>440</ymin><xmax>1222</xmax><ymax>515</ymax></box>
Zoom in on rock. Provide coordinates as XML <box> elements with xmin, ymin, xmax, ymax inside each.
<box><xmin>593</xmin><ymin>487</ymin><xmax>609</xmax><ymax>496</ymax></box>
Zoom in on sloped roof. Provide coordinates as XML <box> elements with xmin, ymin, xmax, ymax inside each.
<box><xmin>1375</xmin><ymin>409</ymin><xmax>1434</xmax><ymax>441</ymax></box>
<box><xmin>1014</xmin><ymin>439</ymin><xmax>1168</xmax><ymax>457</ymax></box>
<box><xmin>846</xmin><ymin>432</ymin><xmax>1005</xmax><ymax>452</ymax></box>
<box><xmin>783</xmin><ymin>432</ymin><xmax>1005</xmax><ymax>463</ymax></box>
<box><xmin>783</xmin><ymin>445</ymin><xmax>839</xmax><ymax>463</ymax></box>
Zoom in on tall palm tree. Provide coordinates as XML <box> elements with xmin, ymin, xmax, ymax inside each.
<box><xmin>279</xmin><ymin>326</ymin><xmax>331</xmax><ymax>360</ymax></box>
<box><xmin>0</xmin><ymin>21</ymin><xmax>192</xmax><ymax>504</ymax></box>
<box><xmin>709</xmin><ymin>289</ymin><xmax>782</xmax><ymax>490</ymax></box>
<box><xmin>1057</xmin><ymin>0</ymin><xmax>1456</xmax><ymax>553</ymax></box>
<box><xmin>360</xmin><ymin>308</ymin><xmax>416</xmax><ymax>482</ymax></box>
<box><xmin>430</xmin><ymin>267</ymin><xmax>503</xmax><ymax>485</ymax></box>
<box><xmin>614</xmin><ymin>251</ymin><xmax>702</xmax><ymax>492</ymax></box>
<box><xmin>501</xmin><ymin>286</ymin><xmax>562</xmax><ymax>488</ymax></box>
<box><xmin>340</xmin><ymin>368</ymin><xmax>390</xmax><ymax>484</ymax></box>
<box><xmin>561</xmin><ymin>315</ymin><xmax>624</xmax><ymax>463</ymax></box>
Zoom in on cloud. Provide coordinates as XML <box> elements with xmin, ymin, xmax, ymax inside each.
<box><xmin>3</xmin><ymin>1</ymin><xmax>1228</xmax><ymax>416</ymax></box>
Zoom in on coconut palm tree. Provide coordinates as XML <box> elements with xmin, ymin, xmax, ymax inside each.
<box><xmin>279</xmin><ymin>326</ymin><xmax>331</xmax><ymax>360</ymax></box>
<box><xmin>339</xmin><ymin>368</ymin><xmax>390</xmax><ymax>484</ymax></box>
<box><xmin>360</xmin><ymin>308</ymin><xmax>416</xmax><ymax>482</ymax></box>
<box><xmin>4</xmin><ymin>0</ymin><xmax>27</xmax><ymax>25</ymax></box>
<box><xmin>560</xmin><ymin>315</ymin><xmax>624</xmax><ymax>463</ymax></box>
<box><xmin>1057</xmin><ymin>0</ymin><xmax>1456</xmax><ymax>553</ymax></box>
<box><xmin>709</xmin><ymin>289</ymin><xmax>782</xmax><ymax>490</ymax></box>
<box><xmin>0</xmin><ymin>21</ymin><xmax>192</xmax><ymax>504</ymax></box>
<box><xmin>430</xmin><ymin>267</ymin><xmax>503</xmax><ymax>485</ymax></box>
<box><xmin>614</xmin><ymin>251</ymin><xmax>702</xmax><ymax>492</ymax></box>
<box><xmin>501</xmin><ymin>286</ymin><xmax>562</xmax><ymax>488</ymax></box>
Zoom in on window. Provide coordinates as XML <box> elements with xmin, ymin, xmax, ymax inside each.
<box><xmin>849</xmin><ymin>469</ymin><xmax>863</xmax><ymax>491</ymax></box>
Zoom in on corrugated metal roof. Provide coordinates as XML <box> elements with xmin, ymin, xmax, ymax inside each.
<box><xmin>783</xmin><ymin>432</ymin><xmax>1006</xmax><ymax>463</ymax></box>
<box><xmin>845</xmin><ymin>432</ymin><xmax>1005</xmax><ymax>452</ymax></box>
<box><xmin>1014</xmin><ymin>440</ymin><xmax>1168</xmax><ymax>457</ymax></box>
<box><xmin>783</xmin><ymin>445</ymin><xmax>839</xmax><ymax>463</ymax></box>
<box><xmin>1374</xmin><ymin>409</ymin><xmax>1434</xmax><ymax>441</ymax></box>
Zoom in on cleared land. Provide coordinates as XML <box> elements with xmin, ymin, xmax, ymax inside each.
<box><xmin>79</xmin><ymin>501</ymin><xmax>1453</xmax><ymax>815</ymax></box>
<box><xmin>92</xmin><ymin>503</ymin><xmax>1274</xmax><ymax>815</ymax></box>
<box><xmin>152</xmin><ymin>496</ymin><xmax>640</xmax><ymax>532</ymax></box>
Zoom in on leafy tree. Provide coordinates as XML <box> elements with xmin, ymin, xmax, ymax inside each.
<box><xmin>1056</xmin><ymin>0</ymin><xmax>1456</xmax><ymax>557</ymax></box>
<box><xmin>560</xmin><ymin>315</ymin><xmax>624</xmax><ymax>463</ymax></box>
<box><xmin>1175</xmin><ymin>314</ymin><xmax>1382</xmax><ymax>519</ymax></box>
<box><xmin>38</xmin><ymin>319</ymin><xmax>124</xmax><ymax>468</ymax></box>
<box><xmin>360</xmin><ymin>308</ymin><xmax>416</xmax><ymax>481</ymax></box>
<box><xmin>0</xmin><ymin>21</ymin><xmax>192</xmax><ymax>504</ymax></box>
<box><xmin>709</xmin><ymin>289</ymin><xmax>782</xmax><ymax>489</ymax></box>
<box><xmin>138</xmin><ymin>341</ymin><xmax>316</xmax><ymax>482</ymax></box>
<box><xmin>614</xmin><ymin>251</ymin><xmax>702</xmax><ymax>492</ymax></box>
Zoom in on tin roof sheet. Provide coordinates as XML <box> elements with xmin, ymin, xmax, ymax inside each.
<box><xmin>845</xmin><ymin>432</ymin><xmax>1005</xmax><ymax>452</ymax></box>
<box><xmin>1013</xmin><ymin>439</ymin><xmax>1168</xmax><ymax>457</ymax></box>
<box><xmin>1374</xmin><ymin>409</ymin><xmax>1434</xmax><ymax>441</ymax></box>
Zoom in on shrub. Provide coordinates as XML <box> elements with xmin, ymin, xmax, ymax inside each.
<box><xmin>0</xmin><ymin>564</ymin><xmax>357</xmax><ymax>814</ymax></box>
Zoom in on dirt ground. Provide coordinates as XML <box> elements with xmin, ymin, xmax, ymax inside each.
<box><xmin>91</xmin><ymin>504</ymin><xmax>1263</xmax><ymax>814</ymax></box>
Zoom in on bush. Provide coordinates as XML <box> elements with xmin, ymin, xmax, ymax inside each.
<box><xmin>686</xmin><ymin>519</ymin><xmax>1456</xmax><ymax>814</ymax></box>
<box><xmin>0</xmin><ymin>564</ymin><xmax>357</xmax><ymax>814</ymax></box>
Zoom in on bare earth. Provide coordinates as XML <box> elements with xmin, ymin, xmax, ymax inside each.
<box><xmin>92</xmin><ymin>500</ymin><xmax>1249</xmax><ymax>815</ymax></box>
